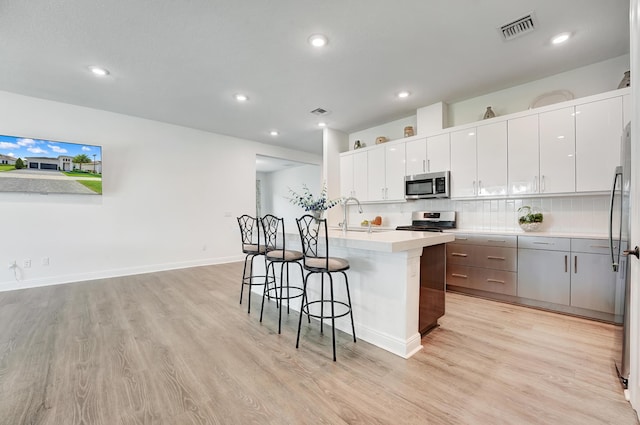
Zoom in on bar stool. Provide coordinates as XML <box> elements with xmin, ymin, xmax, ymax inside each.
<box><xmin>237</xmin><ymin>215</ymin><xmax>272</xmax><ymax>314</ymax></box>
<box><xmin>295</xmin><ymin>214</ymin><xmax>356</xmax><ymax>361</ymax></box>
<box><xmin>259</xmin><ymin>214</ymin><xmax>305</xmax><ymax>333</ymax></box>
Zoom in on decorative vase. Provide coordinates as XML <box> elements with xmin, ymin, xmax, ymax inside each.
<box><xmin>483</xmin><ymin>106</ymin><xmax>496</xmax><ymax>119</ymax></box>
<box><xmin>311</xmin><ymin>210</ymin><xmax>324</xmax><ymax>221</ymax></box>
<box><xmin>517</xmin><ymin>206</ymin><xmax>543</xmax><ymax>232</ymax></box>
<box><xmin>375</xmin><ymin>136</ymin><xmax>388</xmax><ymax>145</ymax></box>
<box><xmin>353</xmin><ymin>140</ymin><xmax>362</xmax><ymax>150</ymax></box>
<box><xmin>404</xmin><ymin>126</ymin><xmax>415</xmax><ymax>137</ymax></box>
<box><xmin>618</xmin><ymin>70</ymin><xmax>631</xmax><ymax>89</ymax></box>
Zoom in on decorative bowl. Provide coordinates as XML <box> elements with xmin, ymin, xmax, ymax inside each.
<box><xmin>518</xmin><ymin>206</ymin><xmax>543</xmax><ymax>232</ymax></box>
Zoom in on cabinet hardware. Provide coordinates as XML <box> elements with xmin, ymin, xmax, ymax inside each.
<box><xmin>533</xmin><ymin>241</ymin><xmax>552</xmax><ymax>245</ymax></box>
<box><xmin>623</xmin><ymin>246</ymin><xmax>640</xmax><ymax>259</ymax></box>
<box><xmin>487</xmin><ymin>240</ymin><xmax>506</xmax><ymax>243</ymax></box>
<box><xmin>574</xmin><ymin>255</ymin><xmax>577</xmax><ymax>273</ymax></box>
<box><xmin>451</xmin><ymin>253</ymin><xmax>468</xmax><ymax>257</ymax></box>
<box><xmin>564</xmin><ymin>255</ymin><xmax>568</xmax><ymax>272</ymax></box>
<box><xmin>451</xmin><ymin>273</ymin><xmax>468</xmax><ymax>278</ymax></box>
<box><xmin>541</xmin><ymin>175</ymin><xmax>546</xmax><ymax>192</ymax></box>
<box><xmin>456</xmin><ymin>237</ymin><xmax>468</xmax><ymax>241</ymax></box>
<box><xmin>590</xmin><ymin>245</ymin><xmax>610</xmax><ymax>249</ymax></box>
<box><xmin>423</xmin><ymin>160</ymin><xmax>426</xmax><ymax>173</ymax></box>
<box><xmin>486</xmin><ymin>279</ymin><xmax>505</xmax><ymax>284</ymax></box>
<box><xmin>533</xmin><ymin>176</ymin><xmax>538</xmax><ymax>192</ymax></box>
<box><xmin>472</xmin><ymin>180</ymin><xmax>476</xmax><ymax>195</ymax></box>
<box><xmin>487</xmin><ymin>256</ymin><xmax>506</xmax><ymax>260</ymax></box>
<box><xmin>427</xmin><ymin>159</ymin><xmax>430</xmax><ymax>172</ymax></box>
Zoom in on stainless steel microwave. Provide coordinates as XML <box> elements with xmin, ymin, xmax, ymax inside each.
<box><xmin>405</xmin><ymin>171</ymin><xmax>450</xmax><ymax>200</ymax></box>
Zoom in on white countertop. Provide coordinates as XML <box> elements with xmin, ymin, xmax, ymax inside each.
<box><xmin>326</xmin><ymin>229</ymin><xmax>454</xmax><ymax>253</ymax></box>
<box><xmin>445</xmin><ymin>229</ymin><xmax>609</xmax><ymax>239</ymax></box>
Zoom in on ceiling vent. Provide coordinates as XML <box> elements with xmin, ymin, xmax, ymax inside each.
<box><xmin>310</xmin><ymin>107</ymin><xmax>330</xmax><ymax>116</ymax></box>
<box><xmin>499</xmin><ymin>13</ymin><xmax>536</xmax><ymax>41</ymax></box>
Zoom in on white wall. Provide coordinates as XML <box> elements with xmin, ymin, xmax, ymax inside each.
<box><xmin>258</xmin><ymin>164</ymin><xmax>321</xmax><ymax>231</ymax></box>
<box><xmin>348</xmin><ymin>116</ymin><xmax>417</xmax><ymax>151</ymax></box>
<box><xmin>0</xmin><ymin>90</ymin><xmax>321</xmax><ymax>291</ymax></box>
<box><xmin>449</xmin><ymin>54</ymin><xmax>630</xmax><ymax>126</ymax></box>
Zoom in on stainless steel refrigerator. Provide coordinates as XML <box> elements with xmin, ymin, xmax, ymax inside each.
<box><xmin>610</xmin><ymin>122</ymin><xmax>632</xmax><ymax>389</ymax></box>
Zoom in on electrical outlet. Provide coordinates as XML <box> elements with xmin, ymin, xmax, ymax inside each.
<box><xmin>24</xmin><ymin>259</ymin><xmax>31</xmax><ymax>268</ymax></box>
<box><xmin>42</xmin><ymin>257</ymin><xmax>50</xmax><ymax>266</ymax></box>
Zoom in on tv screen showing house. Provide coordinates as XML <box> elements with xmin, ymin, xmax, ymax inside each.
<box><xmin>0</xmin><ymin>134</ymin><xmax>102</xmax><ymax>195</ymax></box>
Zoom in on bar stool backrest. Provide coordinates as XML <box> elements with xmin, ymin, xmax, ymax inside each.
<box><xmin>296</xmin><ymin>214</ymin><xmax>329</xmax><ymax>270</ymax></box>
<box><xmin>237</xmin><ymin>214</ymin><xmax>261</xmax><ymax>251</ymax></box>
<box><xmin>261</xmin><ymin>214</ymin><xmax>286</xmax><ymax>252</ymax></box>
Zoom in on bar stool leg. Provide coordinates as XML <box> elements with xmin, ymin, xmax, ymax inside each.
<box><xmin>320</xmin><ymin>273</ymin><xmax>325</xmax><ymax>334</ymax></box>
<box><xmin>296</xmin><ymin>273</ymin><xmax>311</xmax><ymax>349</ymax></box>
<box><xmin>342</xmin><ymin>271</ymin><xmax>357</xmax><ymax>342</ymax></box>
<box><xmin>328</xmin><ymin>272</ymin><xmax>337</xmax><ymax>362</ymax></box>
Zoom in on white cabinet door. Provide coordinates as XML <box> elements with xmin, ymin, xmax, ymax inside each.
<box><xmin>339</xmin><ymin>153</ymin><xmax>354</xmax><ymax>198</ymax></box>
<box><xmin>539</xmin><ymin>106</ymin><xmax>575</xmax><ymax>194</ymax></box>
<box><xmin>405</xmin><ymin>137</ymin><xmax>427</xmax><ymax>175</ymax></box>
<box><xmin>352</xmin><ymin>151</ymin><xmax>368</xmax><ymax>201</ymax></box>
<box><xmin>508</xmin><ymin>115</ymin><xmax>539</xmax><ymax>195</ymax></box>
<box><xmin>385</xmin><ymin>143</ymin><xmax>406</xmax><ymax>201</ymax></box>
<box><xmin>367</xmin><ymin>147</ymin><xmax>386</xmax><ymax>201</ymax></box>
<box><xmin>426</xmin><ymin>133</ymin><xmax>450</xmax><ymax>172</ymax></box>
<box><xmin>450</xmin><ymin>128</ymin><xmax>477</xmax><ymax>198</ymax></box>
<box><xmin>623</xmin><ymin>94</ymin><xmax>631</xmax><ymax>127</ymax></box>
<box><xmin>476</xmin><ymin>121</ymin><xmax>507</xmax><ymax>196</ymax></box>
<box><xmin>575</xmin><ymin>97</ymin><xmax>623</xmax><ymax>192</ymax></box>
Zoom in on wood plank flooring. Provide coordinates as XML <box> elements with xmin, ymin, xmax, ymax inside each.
<box><xmin>0</xmin><ymin>262</ymin><xmax>637</xmax><ymax>424</ymax></box>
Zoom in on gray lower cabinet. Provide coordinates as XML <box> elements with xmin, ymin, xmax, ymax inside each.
<box><xmin>517</xmin><ymin>236</ymin><xmax>619</xmax><ymax>316</ymax></box>
<box><xmin>517</xmin><ymin>247</ymin><xmax>570</xmax><ymax>305</ymax></box>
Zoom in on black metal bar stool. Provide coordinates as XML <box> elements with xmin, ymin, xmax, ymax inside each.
<box><xmin>237</xmin><ymin>214</ymin><xmax>273</xmax><ymax>314</ymax></box>
<box><xmin>295</xmin><ymin>214</ymin><xmax>356</xmax><ymax>361</ymax></box>
<box><xmin>259</xmin><ymin>215</ymin><xmax>306</xmax><ymax>333</ymax></box>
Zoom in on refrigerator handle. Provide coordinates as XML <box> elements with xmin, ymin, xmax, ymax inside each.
<box><xmin>609</xmin><ymin>166</ymin><xmax>623</xmax><ymax>272</ymax></box>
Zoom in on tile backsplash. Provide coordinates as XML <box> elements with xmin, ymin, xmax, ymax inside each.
<box><xmin>350</xmin><ymin>195</ymin><xmax>609</xmax><ymax>235</ymax></box>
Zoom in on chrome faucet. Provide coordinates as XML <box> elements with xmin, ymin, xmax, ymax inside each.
<box><xmin>340</xmin><ymin>196</ymin><xmax>363</xmax><ymax>231</ymax></box>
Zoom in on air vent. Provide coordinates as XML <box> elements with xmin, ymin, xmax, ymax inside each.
<box><xmin>310</xmin><ymin>107</ymin><xmax>329</xmax><ymax>116</ymax></box>
<box><xmin>499</xmin><ymin>13</ymin><xmax>536</xmax><ymax>41</ymax></box>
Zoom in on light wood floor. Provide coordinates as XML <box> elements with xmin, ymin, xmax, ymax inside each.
<box><xmin>0</xmin><ymin>262</ymin><xmax>637</xmax><ymax>425</ymax></box>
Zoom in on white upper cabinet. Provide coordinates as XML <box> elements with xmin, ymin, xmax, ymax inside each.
<box><xmin>426</xmin><ymin>133</ymin><xmax>450</xmax><ymax>172</ymax></box>
<box><xmin>405</xmin><ymin>137</ymin><xmax>427</xmax><ymax>175</ymax></box>
<box><xmin>476</xmin><ymin>121</ymin><xmax>507</xmax><ymax>196</ymax></box>
<box><xmin>385</xmin><ymin>143</ymin><xmax>406</xmax><ymax>200</ymax></box>
<box><xmin>367</xmin><ymin>143</ymin><xmax>406</xmax><ymax>201</ymax></box>
<box><xmin>508</xmin><ymin>115</ymin><xmax>539</xmax><ymax>195</ymax></box>
<box><xmin>575</xmin><ymin>97</ymin><xmax>623</xmax><ymax>192</ymax></box>
<box><xmin>339</xmin><ymin>151</ymin><xmax>368</xmax><ymax>200</ymax></box>
<box><xmin>539</xmin><ymin>106</ymin><xmax>576</xmax><ymax>194</ymax></box>
<box><xmin>450</xmin><ymin>128</ymin><xmax>477</xmax><ymax>197</ymax></box>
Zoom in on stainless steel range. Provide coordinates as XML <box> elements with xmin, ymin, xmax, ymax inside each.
<box><xmin>396</xmin><ymin>211</ymin><xmax>456</xmax><ymax>232</ymax></box>
<box><xmin>395</xmin><ymin>211</ymin><xmax>456</xmax><ymax>335</ymax></box>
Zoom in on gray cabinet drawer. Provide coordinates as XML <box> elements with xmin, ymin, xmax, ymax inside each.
<box><xmin>571</xmin><ymin>238</ymin><xmax>619</xmax><ymax>254</ymax></box>
<box><xmin>447</xmin><ymin>264</ymin><xmax>516</xmax><ymax>295</ymax></box>
<box><xmin>451</xmin><ymin>233</ymin><xmax>517</xmax><ymax>248</ymax></box>
<box><xmin>518</xmin><ymin>236</ymin><xmax>570</xmax><ymax>251</ymax></box>
<box><xmin>447</xmin><ymin>243</ymin><xmax>516</xmax><ymax>271</ymax></box>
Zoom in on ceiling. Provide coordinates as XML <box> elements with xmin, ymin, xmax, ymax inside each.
<box><xmin>0</xmin><ymin>1</ymin><xmax>629</xmax><ymax>155</ymax></box>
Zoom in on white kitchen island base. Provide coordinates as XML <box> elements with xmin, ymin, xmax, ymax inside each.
<box><xmin>254</xmin><ymin>229</ymin><xmax>454</xmax><ymax>359</ymax></box>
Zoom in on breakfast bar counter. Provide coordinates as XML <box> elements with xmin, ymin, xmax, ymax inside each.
<box><xmin>279</xmin><ymin>229</ymin><xmax>454</xmax><ymax>358</ymax></box>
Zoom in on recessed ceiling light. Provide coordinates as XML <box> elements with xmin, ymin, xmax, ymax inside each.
<box><xmin>551</xmin><ymin>32</ymin><xmax>571</xmax><ymax>45</ymax></box>
<box><xmin>234</xmin><ymin>93</ymin><xmax>249</xmax><ymax>102</ymax></box>
<box><xmin>269</xmin><ymin>130</ymin><xmax>279</xmax><ymax>136</ymax></box>
<box><xmin>308</xmin><ymin>34</ymin><xmax>328</xmax><ymax>48</ymax></box>
<box><xmin>318</xmin><ymin>122</ymin><xmax>327</xmax><ymax>127</ymax></box>
<box><xmin>397</xmin><ymin>91</ymin><xmax>411</xmax><ymax>98</ymax></box>
<box><xmin>88</xmin><ymin>66</ymin><xmax>110</xmax><ymax>77</ymax></box>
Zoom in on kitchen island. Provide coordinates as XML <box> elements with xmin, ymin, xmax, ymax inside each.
<box><xmin>278</xmin><ymin>229</ymin><xmax>454</xmax><ymax>358</ymax></box>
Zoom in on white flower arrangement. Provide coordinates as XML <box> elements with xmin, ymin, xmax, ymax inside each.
<box><xmin>287</xmin><ymin>183</ymin><xmax>341</xmax><ymax>212</ymax></box>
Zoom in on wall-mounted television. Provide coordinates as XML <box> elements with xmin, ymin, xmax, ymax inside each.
<box><xmin>0</xmin><ymin>134</ymin><xmax>102</xmax><ymax>195</ymax></box>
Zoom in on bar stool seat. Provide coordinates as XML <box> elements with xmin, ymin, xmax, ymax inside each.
<box><xmin>266</xmin><ymin>249</ymin><xmax>303</xmax><ymax>261</ymax></box>
<box><xmin>296</xmin><ymin>214</ymin><xmax>356</xmax><ymax>361</ymax></box>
